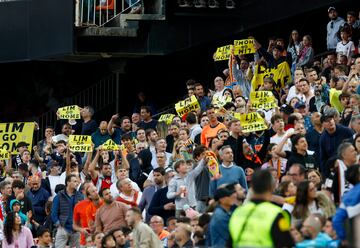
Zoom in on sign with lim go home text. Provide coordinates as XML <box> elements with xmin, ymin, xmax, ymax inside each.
<box><xmin>58</xmin><ymin>105</ymin><xmax>81</xmax><ymax>119</ymax></box>
<box><xmin>0</xmin><ymin>122</ymin><xmax>34</xmax><ymax>154</ymax></box>
<box><xmin>175</xmin><ymin>95</ymin><xmax>200</xmax><ymax>117</ymax></box>
<box><xmin>69</xmin><ymin>135</ymin><xmax>93</xmax><ymax>152</ymax></box>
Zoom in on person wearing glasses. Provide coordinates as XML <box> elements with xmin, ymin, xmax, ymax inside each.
<box><xmin>327</xmin><ymin>7</ymin><xmax>346</xmax><ymax>51</ymax></box>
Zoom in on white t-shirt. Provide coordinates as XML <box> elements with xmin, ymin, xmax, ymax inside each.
<box><xmin>336</xmin><ymin>41</ymin><xmax>355</xmax><ymax>60</ymax></box>
<box><xmin>286</xmin><ymin>86</ymin><xmax>305</xmax><ymax>104</ymax></box>
<box><xmin>339</xmin><ymin>160</ymin><xmax>353</xmax><ymax>201</ymax></box>
<box><xmin>270</xmin><ymin>132</ymin><xmax>292</xmax><ymax>152</ymax></box>
<box><xmin>47</xmin><ymin>175</ymin><xmax>62</xmax><ymax>198</ymax></box>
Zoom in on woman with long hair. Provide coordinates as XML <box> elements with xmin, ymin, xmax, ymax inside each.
<box><xmin>297</xmin><ymin>35</ymin><xmax>314</xmax><ymax>68</ymax></box>
<box><xmin>287</xmin><ymin>30</ymin><xmax>301</xmax><ymax>64</ymax></box>
<box><xmin>307</xmin><ymin>169</ymin><xmax>323</xmax><ymax>191</ymax></box>
<box><xmin>3</xmin><ymin>211</ymin><xmax>34</xmax><ymax>247</ymax></box>
<box><xmin>292</xmin><ymin>181</ymin><xmax>335</xmax><ymax>225</ymax></box>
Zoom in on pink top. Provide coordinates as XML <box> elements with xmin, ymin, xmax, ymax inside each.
<box><xmin>3</xmin><ymin>226</ymin><xmax>34</xmax><ymax>248</ymax></box>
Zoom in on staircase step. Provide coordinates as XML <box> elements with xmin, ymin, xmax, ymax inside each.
<box><xmin>77</xmin><ymin>27</ymin><xmax>138</xmax><ymax>37</ymax></box>
<box><xmin>121</xmin><ymin>14</ymin><xmax>165</xmax><ymax>21</ymax></box>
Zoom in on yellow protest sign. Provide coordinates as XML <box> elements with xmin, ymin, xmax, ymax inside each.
<box><xmin>212</xmin><ymin>95</ymin><xmax>232</xmax><ymax>108</ymax></box>
<box><xmin>58</xmin><ymin>105</ymin><xmax>81</xmax><ymax>119</ymax></box>
<box><xmin>0</xmin><ymin>149</ymin><xmax>10</xmax><ymax>160</ymax></box>
<box><xmin>101</xmin><ymin>139</ymin><xmax>119</xmax><ymax>151</ymax></box>
<box><xmin>158</xmin><ymin>114</ymin><xmax>175</xmax><ymax>125</ymax></box>
<box><xmin>240</xmin><ymin>112</ymin><xmax>267</xmax><ymax>133</ymax></box>
<box><xmin>329</xmin><ymin>88</ymin><xmax>344</xmax><ymax>112</ymax></box>
<box><xmin>214</xmin><ymin>45</ymin><xmax>233</xmax><ymax>61</ymax></box>
<box><xmin>69</xmin><ymin>135</ymin><xmax>92</xmax><ymax>152</ymax></box>
<box><xmin>0</xmin><ymin>122</ymin><xmax>35</xmax><ymax>154</ymax></box>
<box><xmin>175</xmin><ymin>95</ymin><xmax>200</xmax><ymax>117</ymax></box>
<box><xmin>250</xmin><ymin>91</ymin><xmax>277</xmax><ymax>110</ymax></box>
<box><xmin>234</xmin><ymin>39</ymin><xmax>256</xmax><ymax>55</ymax></box>
<box><xmin>232</xmin><ymin>112</ymin><xmax>241</xmax><ymax>120</ymax></box>
<box><xmin>251</xmin><ymin>61</ymin><xmax>292</xmax><ymax>93</ymax></box>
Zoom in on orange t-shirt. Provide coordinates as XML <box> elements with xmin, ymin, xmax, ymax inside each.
<box><xmin>158</xmin><ymin>229</ymin><xmax>170</xmax><ymax>241</ymax></box>
<box><xmin>200</xmin><ymin>122</ymin><xmax>227</xmax><ymax>147</ymax></box>
<box><xmin>86</xmin><ymin>200</ymin><xmax>104</xmax><ymax>231</ymax></box>
<box><xmin>73</xmin><ymin>199</ymin><xmax>91</xmax><ymax>245</ymax></box>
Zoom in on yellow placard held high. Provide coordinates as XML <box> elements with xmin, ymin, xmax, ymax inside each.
<box><xmin>0</xmin><ymin>149</ymin><xmax>10</xmax><ymax>160</ymax></box>
<box><xmin>251</xmin><ymin>61</ymin><xmax>292</xmax><ymax>93</ymax></box>
<box><xmin>214</xmin><ymin>45</ymin><xmax>233</xmax><ymax>61</ymax></box>
<box><xmin>250</xmin><ymin>91</ymin><xmax>277</xmax><ymax>110</ymax></box>
<box><xmin>175</xmin><ymin>95</ymin><xmax>200</xmax><ymax>117</ymax></box>
<box><xmin>69</xmin><ymin>135</ymin><xmax>92</xmax><ymax>152</ymax></box>
<box><xmin>101</xmin><ymin>139</ymin><xmax>119</xmax><ymax>151</ymax></box>
<box><xmin>0</xmin><ymin>122</ymin><xmax>35</xmax><ymax>154</ymax></box>
<box><xmin>58</xmin><ymin>105</ymin><xmax>81</xmax><ymax>119</ymax></box>
<box><xmin>240</xmin><ymin>112</ymin><xmax>267</xmax><ymax>133</ymax></box>
<box><xmin>212</xmin><ymin>95</ymin><xmax>232</xmax><ymax>108</ymax></box>
<box><xmin>158</xmin><ymin>114</ymin><xmax>175</xmax><ymax>125</ymax></box>
<box><xmin>234</xmin><ymin>39</ymin><xmax>256</xmax><ymax>55</ymax></box>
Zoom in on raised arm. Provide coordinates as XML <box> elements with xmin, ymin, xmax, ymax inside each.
<box><xmin>65</xmin><ymin>146</ymin><xmax>71</xmax><ymax>176</ymax></box>
<box><xmin>88</xmin><ymin>148</ymin><xmax>101</xmax><ymax>180</ymax></box>
<box><xmin>275</xmin><ymin>131</ymin><xmax>294</xmax><ymax>158</ymax></box>
<box><xmin>82</xmin><ymin>145</ymin><xmax>94</xmax><ymax>175</ymax></box>
<box><xmin>107</xmin><ymin>114</ymin><xmax>118</xmax><ymax>136</ymax></box>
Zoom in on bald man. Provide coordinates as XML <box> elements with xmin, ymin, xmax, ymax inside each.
<box><xmin>297</xmin><ymin>214</ymin><xmax>332</xmax><ymax>247</ymax></box>
<box><xmin>91</xmin><ymin>121</ymin><xmax>112</xmax><ymax>148</ymax></box>
<box><xmin>27</xmin><ymin>175</ymin><xmax>50</xmax><ymax>224</ymax></box>
<box><xmin>149</xmin><ymin>215</ymin><xmax>169</xmax><ymax>242</ymax></box>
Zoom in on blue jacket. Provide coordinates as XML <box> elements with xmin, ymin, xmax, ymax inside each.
<box><xmin>51</xmin><ymin>190</ymin><xmax>83</xmax><ymax>233</ymax></box>
<box><xmin>209</xmin><ymin>205</ymin><xmax>233</xmax><ymax>247</ymax></box>
<box><xmin>197</xmin><ymin>96</ymin><xmax>211</xmax><ymax>112</ymax></box>
<box><xmin>27</xmin><ymin>187</ymin><xmax>50</xmax><ymax>223</ymax></box>
<box><xmin>319</xmin><ymin>124</ymin><xmax>353</xmax><ymax>175</ymax></box>
<box><xmin>296</xmin><ymin>232</ymin><xmax>332</xmax><ymax>248</ymax></box>
<box><xmin>148</xmin><ymin>186</ymin><xmax>175</xmax><ymax>224</ymax></box>
<box><xmin>333</xmin><ymin>183</ymin><xmax>360</xmax><ymax>240</ymax></box>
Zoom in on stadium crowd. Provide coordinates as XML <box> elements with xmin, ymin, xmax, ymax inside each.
<box><xmin>0</xmin><ymin>6</ymin><xmax>360</xmax><ymax>248</ymax></box>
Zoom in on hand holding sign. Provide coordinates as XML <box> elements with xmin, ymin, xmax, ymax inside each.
<box><xmin>57</xmin><ymin>105</ymin><xmax>81</xmax><ymax>120</ymax></box>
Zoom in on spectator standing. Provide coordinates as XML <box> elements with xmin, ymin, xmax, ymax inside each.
<box><xmin>327</xmin><ymin>7</ymin><xmax>345</xmax><ymax>50</ymax></box>
<box><xmin>209</xmin><ymin>146</ymin><xmax>247</xmax><ymax>198</ymax></box>
<box><xmin>95</xmin><ymin>188</ymin><xmax>128</xmax><ymax>234</ymax></box>
<box><xmin>319</xmin><ymin>114</ymin><xmax>353</xmax><ymax>176</ymax></box>
<box><xmin>209</xmin><ymin>187</ymin><xmax>236</xmax><ymax>247</ymax></box>
<box><xmin>51</xmin><ymin>174</ymin><xmax>83</xmax><ymax>248</ymax></box>
<box><xmin>26</xmin><ymin>175</ymin><xmax>50</xmax><ymax>225</ymax></box>
<box><xmin>80</xmin><ymin>106</ymin><xmax>98</xmax><ymax>135</ymax></box>
<box><xmin>200</xmin><ymin>106</ymin><xmax>227</xmax><ymax>147</ymax></box>
<box><xmin>125</xmin><ymin>207</ymin><xmax>161</xmax><ymax>248</ymax></box>
<box><xmin>138</xmin><ymin>106</ymin><xmax>158</xmax><ymax>131</ymax></box>
<box><xmin>91</xmin><ymin>121</ymin><xmax>111</xmax><ymax>148</ymax></box>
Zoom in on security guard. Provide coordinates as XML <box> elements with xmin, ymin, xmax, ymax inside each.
<box><xmin>229</xmin><ymin>169</ymin><xmax>294</xmax><ymax>247</ymax></box>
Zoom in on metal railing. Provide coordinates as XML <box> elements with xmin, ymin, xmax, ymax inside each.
<box><xmin>75</xmin><ymin>0</ymin><xmax>141</xmax><ymax>27</ymax></box>
<box><xmin>37</xmin><ymin>72</ymin><xmax>120</xmax><ymax>137</ymax></box>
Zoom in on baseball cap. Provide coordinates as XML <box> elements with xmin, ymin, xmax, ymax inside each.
<box><xmin>294</xmin><ymin>101</ymin><xmax>306</xmax><ymax>109</ymax></box>
<box><xmin>328</xmin><ymin>6</ymin><xmax>336</xmax><ymax>13</ymax></box>
<box><xmin>16</xmin><ymin>141</ymin><xmax>30</xmax><ymax>149</ymax></box>
<box><xmin>214</xmin><ymin>187</ymin><xmax>234</xmax><ymax>201</ymax></box>
<box><xmin>280</xmin><ymin>104</ymin><xmax>294</xmax><ymax>115</ymax></box>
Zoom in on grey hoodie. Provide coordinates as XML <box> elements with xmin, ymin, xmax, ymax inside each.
<box><xmin>167</xmin><ymin>159</ymin><xmax>206</xmax><ymax>210</ymax></box>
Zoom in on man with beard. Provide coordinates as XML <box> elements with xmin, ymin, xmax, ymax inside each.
<box><xmin>85</xmin><ymin>184</ymin><xmax>104</xmax><ymax>233</ymax></box>
<box><xmin>95</xmin><ymin>188</ymin><xmax>128</xmax><ymax>234</ymax></box>
<box><xmin>327</xmin><ymin>7</ymin><xmax>345</xmax><ymax>50</ymax></box>
<box><xmin>108</xmin><ymin>115</ymin><xmax>134</xmax><ymax>144</ymax></box>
